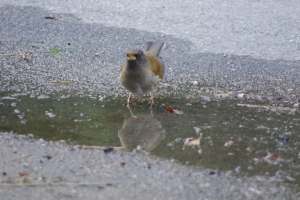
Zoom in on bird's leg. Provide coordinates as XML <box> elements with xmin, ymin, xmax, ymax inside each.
<box><xmin>127</xmin><ymin>103</ymin><xmax>137</xmax><ymax>118</ymax></box>
<box><xmin>150</xmin><ymin>108</ymin><xmax>153</xmax><ymax>116</ymax></box>
<box><xmin>127</xmin><ymin>92</ymin><xmax>132</xmax><ymax>106</ymax></box>
<box><xmin>148</xmin><ymin>91</ymin><xmax>155</xmax><ymax>108</ymax></box>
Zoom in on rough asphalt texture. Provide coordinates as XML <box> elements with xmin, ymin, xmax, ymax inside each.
<box><xmin>1</xmin><ymin>0</ymin><xmax>300</xmax><ymax>199</ymax></box>
<box><xmin>1</xmin><ymin>1</ymin><xmax>300</xmax><ymax>100</ymax></box>
<box><xmin>0</xmin><ymin>132</ymin><xmax>299</xmax><ymax>200</ymax></box>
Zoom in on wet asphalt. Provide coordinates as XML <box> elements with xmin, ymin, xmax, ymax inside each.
<box><xmin>0</xmin><ymin>2</ymin><xmax>300</xmax><ymax>100</ymax></box>
<box><xmin>1</xmin><ymin>1</ymin><xmax>300</xmax><ymax>199</ymax></box>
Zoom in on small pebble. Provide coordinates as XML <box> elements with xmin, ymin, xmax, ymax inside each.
<box><xmin>235</xmin><ymin>166</ymin><xmax>241</xmax><ymax>173</ymax></box>
<box><xmin>237</xmin><ymin>93</ymin><xmax>244</xmax><ymax>99</ymax></box>
<box><xmin>80</xmin><ymin>113</ymin><xmax>85</xmax><ymax>117</ymax></box>
<box><xmin>17</xmin><ymin>115</ymin><xmax>25</xmax><ymax>119</ymax></box>
<box><xmin>136</xmin><ymin>145</ymin><xmax>143</xmax><ymax>151</ymax></box>
<box><xmin>46</xmin><ymin>112</ymin><xmax>56</xmax><ymax>118</ymax></box>
<box><xmin>167</xmin><ymin>142</ymin><xmax>174</xmax><ymax>147</ymax></box>
<box><xmin>103</xmin><ymin>146</ymin><xmax>114</xmax><ymax>153</ymax></box>
<box><xmin>224</xmin><ymin>140</ymin><xmax>234</xmax><ymax>147</ymax></box>
<box><xmin>21</xmin><ymin>120</ymin><xmax>27</xmax><ymax>124</ymax></box>
<box><xmin>14</xmin><ymin>109</ymin><xmax>21</xmax><ymax>113</ymax></box>
<box><xmin>277</xmin><ymin>136</ymin><xmax>289</xmax><ymax>143</ymax></box>
<box><xmin>11</xmin><ymin>102</ymin><xmax>17</xmax><ymax>107</ymax></box>
<box><xmin>283</xmin><ymin>131</ymin><xmax>291</xmax><ymax>136</ymax></box>
<box><xmin>286</xmin><ymin>176</ymin><xmax>295</xmax><ymax>182</ymax></box>
<box><xmin>174</xmin><ymin>138</ymin><xmax>182</xmax><ymax>143</ymax></box>
<box><xmin>192</xmin><ymin>81</ymin><xmax>198</xmax><ymax>85</ymax></box>
<box><xmin>193</xmin><ymin>127</ymin><xmax>201</xmax><ymax>134</ymax></box>
<box><xmin>37</xmin><ymin>95</ymin><xmax>50</xmax><ymax>99</ymax></box>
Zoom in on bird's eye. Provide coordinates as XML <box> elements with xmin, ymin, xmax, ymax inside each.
<box><xmin>126</xmin><ymin>53</ymin><xmax>130</xmax><ymax>57</ymax></box>
<box><xmin>137</xmin><ymin>54</ymin><xmax>141</xmax><ymax>58</ymax></box>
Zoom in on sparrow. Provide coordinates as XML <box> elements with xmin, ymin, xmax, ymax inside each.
<box><xmin>118</xmin><ymin>41</ymin><xmax>165</xmax><ymax>107</ymax></box>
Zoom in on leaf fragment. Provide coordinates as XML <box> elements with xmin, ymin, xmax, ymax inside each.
<box><xmin>45</xmin><ymin>49</ymin><xmax>61</xmax><ymax>53</ymax></box>
<box><xmin>166</xmin><ymin>106</ymin><xmax>183</xmax><ymax>114</ymax></box>
<box><xmin>50</xmin><ymin>81</ymin><xmax>74</xmax><ymax>84</ymax></box>
<box><xmin>183</xmin><ymin>136</ymin><xmax>201</xmax><ymax>150</ymax></box>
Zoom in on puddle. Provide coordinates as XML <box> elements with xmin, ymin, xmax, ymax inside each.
<box><xmin>1</xmin><ymin>93</ymin><xmax>300</xmax><ymax>183</ymax></box>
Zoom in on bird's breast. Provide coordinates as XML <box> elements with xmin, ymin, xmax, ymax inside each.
<box><xmin>119</xmin><ymin>65</ymin><xmax>160</xmax><ymax>95</ymax></box>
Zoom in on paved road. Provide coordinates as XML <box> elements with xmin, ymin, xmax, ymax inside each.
<box><xmin>0</xmin><ymin>132</ymin><xmax>299</xmax><ymax>200</ymax></box>
<box><xmin>2</xmin><ymin>0</ymin><xmax>300</xmax><ymax>60</ymax></box>
<box><xmin>1</xmin><ymin>0</ymin><xmax>300</xmax><ymax>100</ymax></box>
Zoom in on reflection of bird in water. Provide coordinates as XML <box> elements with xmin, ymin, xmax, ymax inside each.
<box><xmin>118</xmin><ymin>107</ymin><xmax>165</xmax><ymax>152</ymax></box>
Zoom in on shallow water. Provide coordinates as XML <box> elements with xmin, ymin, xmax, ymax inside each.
<box><xmin>1</xmin><ymin>93</ymin><xmax>300</xmax><ymax>183</ymax></box>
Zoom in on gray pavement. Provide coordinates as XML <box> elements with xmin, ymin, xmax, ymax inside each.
<box><xmin>1</xmin><ymin>1</ymin><xmax>300</xmax><ymax>199</ymax></box>
<box><xmin>0</xmin><ymin>1</ymin><xmax>300</xmax><ymax>100</ymax></box>
<box><xmin>2</xmin><ymin>0</ymin><xmax>300</xmax><ymax>60</ymax></box>
<box><xmin>0</xmin><ymin>132</ymin><xmax>299</xmax><ymax>200</ymax></box>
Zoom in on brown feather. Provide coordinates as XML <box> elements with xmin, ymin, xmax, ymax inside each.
<box><xmin>145</xmin><ymin>51</ymin><xmax>164</xmax><ymax>79</ymax></box>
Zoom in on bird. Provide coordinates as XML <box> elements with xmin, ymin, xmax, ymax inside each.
<box><xmin>118</xmin><ymin>41</ymin><xmax>165</xmax><ymax>107</ymax></box>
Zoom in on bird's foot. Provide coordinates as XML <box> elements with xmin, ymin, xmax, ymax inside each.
<box><xmin>124</xmin><ymin>100</ymin><xmax>132</xmax><ymax>106</ymax></box>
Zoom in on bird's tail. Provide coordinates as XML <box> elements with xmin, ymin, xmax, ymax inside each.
<box><xmin>144</xmin><ymin>41</ymin><xmax>165</xmax><ymax>57</ymax></box>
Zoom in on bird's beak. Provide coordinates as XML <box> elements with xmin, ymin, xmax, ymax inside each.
<box><xmin>126</xmin><ymin>54</ymin><xmax>136</xmax><ymax>60</ymax></box>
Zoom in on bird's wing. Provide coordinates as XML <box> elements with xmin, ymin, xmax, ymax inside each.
<box><xmin>145</xmin><ymin>51</ymin><xmax>164</xmax><ymax>79</ymax></box>
<box><xmin>144</xmin><ymin>41</ymin><xmax>165</xmax><ymax>57</ymax></box>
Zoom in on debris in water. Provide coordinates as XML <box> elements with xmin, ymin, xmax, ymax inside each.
<box><xmin>193</xmin><ymin>127</ymin><xmax>201</xmax><ymax>134</ymax></box>
<box><xmin>246</xmin><ymin>145</ymin><xmax>253</xmax><ymax>152</ymax></box>
<box><xmin>183</xmin><ymin>136</ymin><xmax>201</xmax><ymax>150</ymax></box>
<box><xmin>166</xmin><ymin>106</ymin><xmax>173</xmax><ymax>112</ymax></box>
<box><xmin>174</xmin><ymin>138</ymin><xmax>183</xmax><ymax>143</ymax></box>
<box><xmin>255</xmin><ymin>153</ymin><xmax>285</xmax><ymax>164</ymax></box>
<box><xmin>14</xmin><ymin>109</ymin><xmax>21</xmax><ymax>113</ymax></box>
<box><xmin>45</xmin><ymin>112</ymin><xmax>56</xmax><ymax>118</ymax></box>
<box><xmin>224</xmin><ymin>140</ymin><xmax>234</xmax><ymax>147</ymax></box>
<box><xmin>37</xmin><ymin>95</ymin><xmax>50</xmax><ymax>99</ymax></box>
<box><xmin>17</xmin><ymin>115</ymin><xmax>25</xmax><ymax>119</ymax></box>
<box><xmin>276</xmin><ymin>136</ymin><xmax>290</xmax><ymax>143</ymax></box>
<box><xmin>166</xmin><ymin>106</ymin><xmax>183</xmax><ymax>114</ymax></box>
